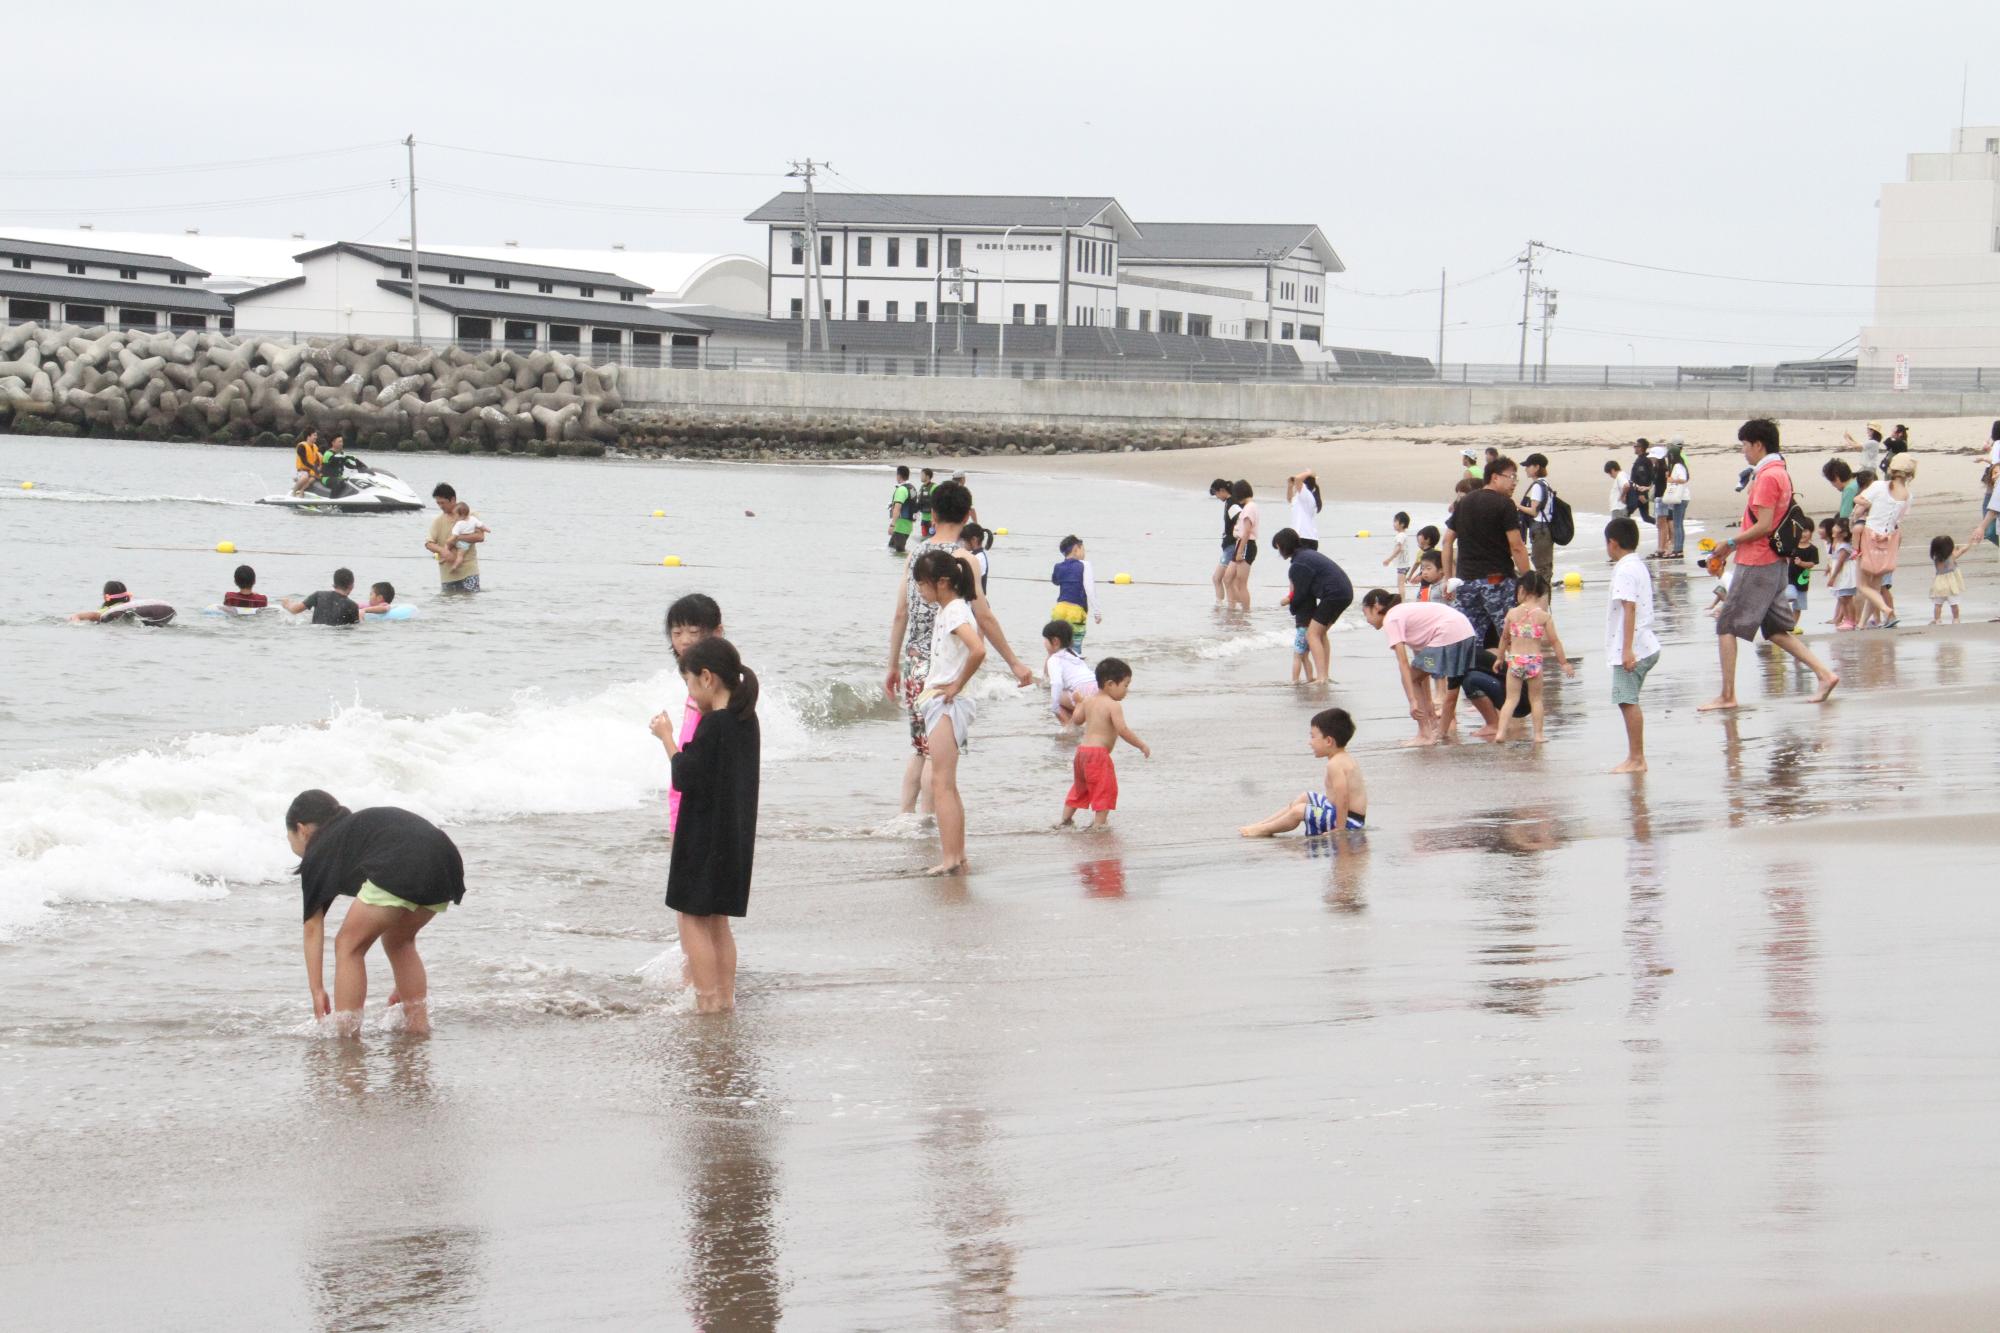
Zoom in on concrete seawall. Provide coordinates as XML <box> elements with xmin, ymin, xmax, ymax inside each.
<box><xmin>622</xmin><ymin>367</ymin><xmax>2000</xmax><ymax>430</ymax></box>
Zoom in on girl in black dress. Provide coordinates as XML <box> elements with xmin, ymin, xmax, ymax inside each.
<box><xmin>649</xmin><ymin>637</ymin><xmax>760</xmax><ymax>1014</ymax></box>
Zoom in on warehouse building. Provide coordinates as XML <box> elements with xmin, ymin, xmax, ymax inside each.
<box><xmin>0</xmin><ymin>236</ymin><xmax>233</xmax><ymax>332</ymax></box>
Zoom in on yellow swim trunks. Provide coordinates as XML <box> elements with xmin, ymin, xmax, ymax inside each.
<box><xmin>1050</xmin><ymin>601</ymin><xmax>1087</xmax><ymax>624</ymax></box>
<box><xmin>357</xmin><ymin>880</ymin><xmax>449</xmax><ymax>913</ymax></box>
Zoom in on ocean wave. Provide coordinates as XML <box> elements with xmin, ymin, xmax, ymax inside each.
<box><xmin>0</xmin><ymin>668</ymin><xmax>820</xmax><ymax>937</ymax></box>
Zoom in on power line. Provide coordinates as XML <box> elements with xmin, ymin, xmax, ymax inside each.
<box><xmin>424</xmin><ymin>141</ymin><xmax>782</xmax><ymax>179</ymax></box>
<box><xmin>423</xmin><ymin>180</ymin><xmax>749</xmax><ymax>216</ymax></box>
<box><xmin>1545</xmin><ymin>241</ymin><xmax>2000</xmax><ymax>290</ymax></box>
<box><xmin>0</xmin><ymin>181</ymin><xmax>395</xmax><ymax>217</ymax></box>
<box><xmin>1329</xmin><ymin>257</ymin><xmax>1518</xmax><ymax>299</ymax></box>
<box><xmin>0</xmin><ymin>142</ymin><xmax>397</xmax><ymax>180</ymax></box>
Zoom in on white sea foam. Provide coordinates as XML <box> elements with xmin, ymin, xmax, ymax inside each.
<box><xmin>0</xmin><ymin>668</ymin><xmax>813</xmax><ymax>937</ymax></box>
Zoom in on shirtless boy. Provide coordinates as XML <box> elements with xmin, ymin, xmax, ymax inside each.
<box><xmin>1238</xmin><ymin>708</ymin><xmax>1368</xmax><ymax>838</ymax></box>
<box><xmin>1058</xmin><ymin>658</ymin><xmax>1150</xmax><ymax>829</ymax></box>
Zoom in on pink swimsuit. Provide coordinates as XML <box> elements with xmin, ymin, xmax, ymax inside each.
<box><xmin>667</xmin><ymin>704</ymin><xmax>701</xmax><ymax>833</ymax></box>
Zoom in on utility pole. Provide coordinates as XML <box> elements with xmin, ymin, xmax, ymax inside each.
<box><xmin>1255</xmin><ymin>246</ymin><xmax>1286</xmax><ymax>377</ymax></box>
<box><xmin>403</xmin><ymin>134</ymin><xmax>422</xmax><ymax>343</ymax></box>
<box><xmin>1536</xmin><ymin>286</ymin><xmax>1558</xmax><ymax>382</ymax></box>
<box><xmin>1055</xmin><ymin>224</ymin><xmax>1070</xmax><ymax>363</ymax></box>
<box><xmin>787</xmin><ymin>159</ymin><xmax>834</xmax><ymax>362</ymax></box>
<box><xmin>1436</xmin><ymin>267</ymin><xmax>1446</xmax><ymax>378</ymax></box>
<box><xmin>948</xmin><ymin>267</ymin><xmax>968</xmax><ymax>356</ymax></box>
<box><xmin>1517</xmin><ymin>240</ymin><xmax>1540</xmax><ymax>382</ymax></box>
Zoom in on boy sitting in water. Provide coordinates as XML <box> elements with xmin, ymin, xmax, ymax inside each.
<box><xmin>445</xmin><ymin>501</ymin><xmax>489</xmax><ymax>573</ymax></box>
<box><xmin>1058</xmin><ymin>658</ymin><xmax>1149</xmax><ymax>829</ymax></box>
<box><xmin>223</xmin><ymin>564</ymin><xmax>267</xmax><ymax>610</ymax></box>
<box><xmin>1042</xmin><ymin>619</ymin><xmax>1097</xmax><ymax>727</ymax></box>
<box><xmin>1239</xmin><ymin>708</ymin><xmax>1367</xmax><ymax>838</ymax></box>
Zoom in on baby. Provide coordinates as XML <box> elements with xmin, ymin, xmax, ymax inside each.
<box><xmin>445</xmin><ymin>502</ymin><xmax>489</xmax><ymax>572</ymax></box>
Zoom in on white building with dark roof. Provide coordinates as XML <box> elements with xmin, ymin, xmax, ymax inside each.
<box><xmin>0</xmin><ymin>236</ymin><xmax>234</xmax><ymax>332</ymax></box>
<box><xmin>747</xmin><ymin>193</ymin><xmax>1138</xmax><ymax>331</ymax></box>
<box><xmin>227</xmin><ymin>242</ymin><xmax>707</xmax><ymax>362</ymax></box>
<box><xmin>1119</xmin><ymin>223</ymin><xmax>1342</xmax><ymax>352</ymax></box>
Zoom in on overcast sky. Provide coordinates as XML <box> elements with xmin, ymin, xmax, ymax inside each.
<box><xmin>7</xmin><ymin>0</ymin><xmax>1996</xmax><ymax>364</ymax></box>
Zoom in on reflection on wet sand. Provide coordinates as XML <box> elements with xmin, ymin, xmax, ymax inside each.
<box><xmin>919</xmin><ymin>1101</ymin><xmax>1018</xmax><ymax>1332</ymax></box>
<box><xmin>1308</xmin><ymin>831</ymin><xmax>1370</xmax><ymax>913</ymax></box>
<box><xmin>1761</xmin><ymin>859</ymin><xmax>1823</xmax><ymax>1264</ymax></box>
<box><xmin>1076</xmin><ymin>854</ymin><xmax>1128</xmax><ymax>899</ymax></box>
<box><xmin>666</xmin><ymin>1023</ymin><xmax>784</xmax><ymax>1333</ymax></box>
<box><xmin>1621</xmin><ymin>781</ymin><xmax>1674</xmax><ymax>1240</ymax></box>
<box><xmin>300</xmin><ymin>1040</ymin><xmax>484</xmax><ymax>1333</ymax></box>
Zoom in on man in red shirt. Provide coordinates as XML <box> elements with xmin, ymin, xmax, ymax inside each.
<box><xmin>1699</xmin><ymin>419</ymin><xmax>1840</xmax><ymax>711</ymax></box>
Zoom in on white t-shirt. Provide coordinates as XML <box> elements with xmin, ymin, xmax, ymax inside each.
<box><xmin>450</xmin><ymin>516</ymin><xmax>487</xmax><ymax>547</ymax></box>
<box><xmin>1046</xmin><ymin>649</ymin><xmax>1097</xmax><ymax>719</ymax></box>
<box><xmin>1389</xmin><ymin>531</ymin><xmax>1410</xmax><ymax>568</ymax></box>
<box><xmin>1522</xmin><ymin>478</ymin><xmax>1553</xmax><ymax>524</ymax></box>
<box><xmin>1290</xmin><ymin>488</ymin><xmax>1321</xmax><ymax>542</ymax></box>
<box><xmin>1831</xmin><ymin>542</ymin><xmax>1859</xmax><ymax>590</ymax></box>
<box><xmin>1608</xmin><ymin>477</ymin><xmax>1626</xmax><ymax>512</ymax></box>
<box><xmin>1606</xmin><ymin>552</ymin><xmax>1661</xmax><ymax>663</ymax></box>
<box><xmin>1857</xmin><ymin>480</ymin><xmax>1907</xmax><ymax>535</ymax></box>
<box><xmin>923</xmin><ymin>599</ymin><xmax>977</xmax><ymax>698</ymax></box>
<box><xmin>1662</xmin><ymin>462</ymin><xmax>1691</xmax><ymax>506</ymax></box>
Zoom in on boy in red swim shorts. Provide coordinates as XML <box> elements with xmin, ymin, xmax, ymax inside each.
<box><xmin>1059</xmin><ymin>658</ymin><xmax>1151</xmax><ymax>829</ymax></box>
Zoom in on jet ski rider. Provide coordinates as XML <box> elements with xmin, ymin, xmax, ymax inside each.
<box><xmin>314</xmin><ymin>434</ymin><xmax>372</xmax><ymax>498</ymax></box>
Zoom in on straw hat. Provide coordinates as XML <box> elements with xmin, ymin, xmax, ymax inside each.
<box><xmin>1886</xmin><ymin>453</ymin><xmax>1918</xmax><ymax>477</ymax></box>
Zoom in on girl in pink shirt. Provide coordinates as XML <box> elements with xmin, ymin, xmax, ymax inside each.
<box><xmin>1361</xmin><ymin>589</ymin><xmax>1479</xmax><ymax>746</ymax></box>
<box><xmin>653</xmin><ymin>594</ymin><xmax>725</xmax><ymax>835</ymax></box>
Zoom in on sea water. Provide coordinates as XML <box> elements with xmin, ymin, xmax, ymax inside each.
<box><xmin>3</xmin><ymin>434</ymin><xmax>1997</xmax><ymax>1329</ymax></box>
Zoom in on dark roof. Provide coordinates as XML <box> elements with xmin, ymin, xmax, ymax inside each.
<box><xmin>0</xmin><ymin>236</ymin><xmax>209</xmax><ymax>278</ymax></box>
<box><xmin>0</xmin><ymin>270</ymin><xmax>232</xmax><ymax>314</ymax></box>
<box><xmin>650</xmin><ymin>305</ymin><xmax>795</xmax><ymax>339</ymax></box>
<box><xmin>1124</xmin><ymin>223</ymin><xmax>1344</xmax><ymax>272</ymax></box>
<box><xmin>1327</xmin><ymin>346</ymin><xmax>1433</xmax><ymax>372</ymax></box>
<box><xmin>225</xmin><ymin>275</ymin><xmax>305</xmax><ymax>304</ymax></box>
<box><xmin>376</xmin><ymin>282</ymin><xmax>708</xmax><ymax>333</ymax></box>
<box><xmin>297</xmin><ymin>242</ymin><xmax>651</xmax><ymax>294</ymax></box>
<box><xmin>747</xmin><ymin>193</ymin><xmax>1137</xmax><ymax>236</ymax></box>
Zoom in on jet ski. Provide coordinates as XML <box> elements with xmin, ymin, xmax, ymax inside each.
<box><xmin>258</xmin><ymin>461</ymin><xmax>427</xmax><ymax>514</ymax></box>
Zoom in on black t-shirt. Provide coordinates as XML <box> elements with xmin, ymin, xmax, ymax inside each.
<box><xmin>299</xmin><ymin>806</ymin><xmax>465</xmax><ymax>921</ymax></box>
<box><xmin>1219</xmin><ymin>498</ymin><xmax>1239</xmax><ymax>546</ymax></box>
<box><xmin>301</xmin><ymin>589</ymin><xmax>360</xmax><ymax>625</ymax></box>
<box><xmin>1451</xmin><ymin>486</ymin><xmax>1520</xmax><ymax>581</ymax></box>
<box><xmin>1287</xmin><ymin>549</ymin><xmax>1354</xmax><ymax>624</ymax></box>
<box><xmin>1628</xmin><ymin>455</ymin><xmax>1655</xmax><ymax>491</ymax></box>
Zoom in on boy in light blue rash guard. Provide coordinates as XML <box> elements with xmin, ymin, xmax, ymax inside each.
<box><xmin>1050</xmin><ymin>535</ymin><xmax>1099</xmax><ymax>651</ymax></box>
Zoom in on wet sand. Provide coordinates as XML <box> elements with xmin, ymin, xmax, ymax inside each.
<box><xmin>6</xmin><ymin>438</ymin><xmax>2000</xmax><ymax>1329</ymax></box>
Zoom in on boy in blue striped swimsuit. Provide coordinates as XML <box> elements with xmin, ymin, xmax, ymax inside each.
<box><xmin>1237</xmin><ymin>708</ymin><xmax>1368</xmax><ymax>839</ymax></box>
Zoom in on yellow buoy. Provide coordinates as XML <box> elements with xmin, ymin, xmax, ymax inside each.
<box><xmin>19</xmin><ymin>481</ymin><xmax>32</xmax><ymax>490</ymax></box>
<box><xmin>1697</xmin><ymin>537</ymin><xmax>1718</xmax><ymax>552</ymax></box>
<box><xmin>651</xmin><ymin>509</ymin><xmax>665</xmax><ymax>518</ymax></box>
<box><xmin>1563</xmin><ymin>571</ymin><xmax>1584</xmax><ymax>589</ymax></box>
<box><xmin>1355</xmin><ymin>529</ymin><xmax>1371</xmax><ymax>538</ymax></box>
<box><xmin>662</xmin><ymin>556</ymin><xmax>682</xmax><ymax>567</ymax></box>
<box><xmin>1112</xmin><ymin>572</ymin><xmax>1133</xmax><ymax>585</ymax></box>
<box><xmin>215</xmin><ymin>541</ymin><xmax>236</xmax><ymax>554</ymax></box>
<box><xmin>994</xmin><ymin>527</ymin><xmax>1009</xmax><ymax>536</ymax></box>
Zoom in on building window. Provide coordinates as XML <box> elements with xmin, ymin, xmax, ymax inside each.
<box><xmin>856</xmin><ymin>300</ymin><xmax>870</xmax><ymax>320</ymax></box>
<box><xmin>887</xmin><ymin>237</ymin><xmax>900</xmax><ymax>267</ymax></box>
<box><xmin>1160</xmin><ymin>311</ymin><xmax>1182</xmax><ymax>334</ymax></box>
<box><xmin>65</xmin><ymin>303</ymin><xmax>105</xmax><ymax>324</ymax></box>
<box><xmin>170</xmin><ymin>273</ymin><xmax>187</xmax><ymax>285</ymax></box>
<box><xmin>119</xmin><ymin>308</ymin><xmax>158</xmax><ymax>329</ymax></box>
<box><xmin>886</xmin><ymin>301</ymin><xmax>899</xmax><ymax>322</ymax></box>
<box><xmin>1281</xmin><ymin>322</ymin><xmax>1295</xmax><ymax>339</ymax></box>
<box><xmin>495</xmin><ymin>277</ymin><xmax>511</xmax><ymax>290</ymax></box>
<box><xmin>916</xmin><ymin>238</ymin><xmax>930</xmax><ymax>267</ymax></box>
<box><xmin>399</xmin><ymin>264</ymin><xmax>411</xmax><ymax>279</ymax></box>
<box><xmin>7</xmin><ymin>299</ymin><xmax>50</xmax><ymax>322</ymax></box>
<box><xmin>1139</xmin><ymin>310</ymin><xmax>1152</xmax><ymax>332</ymax></box>
<box><xmin>1033</xmin><ymin>304</ymin><xmax>1047</xmax><ymax>325</ymax></box>
<box><xmin>1300</xmin><ymin>324</ymin><xmax>1321</xmax><ymax>342</ymax></box>
<box><xmin>790</xmin><ymin>298</ymin><xmax>803</xmax><ymax>318</ymax></box>
<box><xmin>579</xmin><ymin>285</ymin><xmax>594</xmax><ymax>297</ymax></box>
<box><xmin>10</xmin><ymin>258</ymin><xmax>29</xmax><ymax>270</ymax></box>
<box><xmin>946</xmin><ymin>238</ymin><xmax>961</xmax><ymax>268</ymax></box>
<box><xmin>538</xmin><ymin>281</ymin><xmax>554</xmax><ymax>294</ymax></box>
<box><xmin>1012</xmin><ymin>304</ymin><xmax>1026</xmax><ymax>325</ymax></box>
<box><xmin>857</xmin><ymin>237</ymin><xmax>872</xmax><ymax>266</ymax></box>
<box><xmin>449</xmin><ymin>271</ymin><xmax>465</xmax><ymax>285</ymax></box>
<box><xmin>621</xmin><ymin>291</ymin><xmax>634</xmax><ymax>301</ymax></box>
<box><xmin>915</xmin><ymin>301</ymin><xmax>928</xmax><ymax>321</ymax></box>
<box><xmin>1116</xmin><ymin>307</ymin><xmax>1129</xmax><ymax>329</ymax></box>
<box><xmin>820</xmin><ymin>235</ymin><xmax>833</xmax><ymax>267</ymax></box>
<box><xmin>1188</xmin><ymin>314</ymin><xmax>1211</xmax><ymax>336</ymax></box>
<box><xmin>822</xmin><ymin>299</ymin><xmax>833</xmax><ymax>317</ymax></box>
<box><xmin>790</xmin><ymin>236</ymin><xmax>804</xmax><ymax>265</ymax></box>
<box><xmin>67</xmin><ymin>262</ymin><xmax>86</xmax><ymax>275</ymax></box>
<box><xmin>119</xmin><ymin>267</ymin><xmax>138</xmax><ymax>280</ymax></box>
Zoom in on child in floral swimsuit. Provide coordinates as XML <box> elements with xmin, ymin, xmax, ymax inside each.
<box><xmin>1493</xmin><ymin>573</ymin><xmax>1574</xmax><ymax>744</ymax></box>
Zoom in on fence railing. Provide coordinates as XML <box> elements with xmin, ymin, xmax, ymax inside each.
<box><xmin>213</xmin><ymin>326</ymin><xmax>2000</xmax><ymax>392</ymax></box>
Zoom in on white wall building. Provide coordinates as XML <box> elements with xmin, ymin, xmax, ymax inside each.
<box><xmin>0</xmin><ymin>236</ymin><xmax>233</xmax><ymax>331</ymax></box>
<box><xmin>227</xmin><ymin>242</ymin><xmax>706</xmax><ymax>361</ymax></box>
<box><xmin>1118</xmin><ymin>223</ymin><xmax>1341</xmax><ymax>353</ymax></box>
<box><xmin>1860</xmin><ymin>126</ymin><xmax>2000</xmax><ymax>370</ymax></box>
<box><xmin>747</xmin><ymin>193</ymin><xmax>1137</xmax><ymax>331</ymax></box>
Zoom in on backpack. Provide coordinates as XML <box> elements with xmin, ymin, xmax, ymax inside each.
<box><xmin>1772</xmin><ymin>495</ymin><xmax>1814</xmax><ymax>560</ymax></box>
<box><xmin>896</xmin><ymin>484</ymin><xmax>917</xmax><ymax>521</ymax></box>
<box><xmin>1548</xmin><ymin>489</ymin><xmax>1575</xmax><ymax>546</ymax></box>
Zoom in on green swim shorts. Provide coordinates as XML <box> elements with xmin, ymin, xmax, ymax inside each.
<box><xmin>357</xmin><ymin>880</ymin><xmax>449</xmax><ymax>914</ymax></box>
